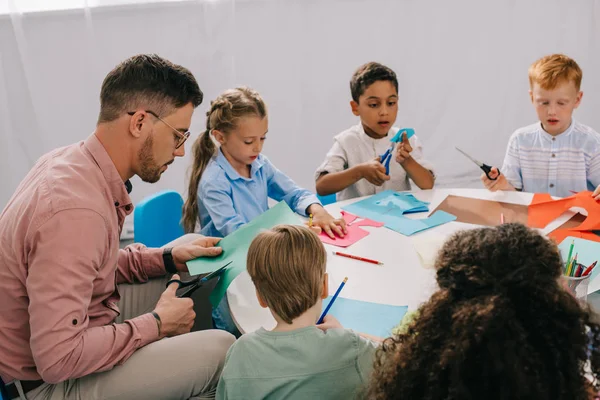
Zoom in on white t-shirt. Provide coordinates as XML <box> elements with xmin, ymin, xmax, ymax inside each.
<box><xmin>315</xmin><ymin>123</ymin><xmax>434</xmax><ymax>201</ymax></box>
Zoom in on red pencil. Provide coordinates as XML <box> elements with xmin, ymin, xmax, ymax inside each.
<box><xmin>332</xmin><ymin>251</ymin><xmax>383</xmax><ymax>265</ymax></box>
<box><xmin>582</xmin><ymin>261</ymin><xmax>598</xmax><ymax>277</ymax></box>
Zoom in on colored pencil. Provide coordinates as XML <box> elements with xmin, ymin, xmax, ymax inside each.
<box><xmin>568</xmin><ymin>254</ymin><xmax>579</xmax><ymax>276</ymax></box>
<box><xmin>332</xmin><ymin>251</ymin><xmax>383</xmax><ymax>266</ymax></box>
<box><xmin>500</xmin><ymin>213</ymin><xmax>505</xmax><ymax>224</ymax></box>
<box><xmin>317</xmin><ymin>277</ymin><xmax>348</xmax><ymax>324</ymax></box>
<box><xmin>582</xmin><ymin>261</ymin><xmax>598</xmax><ymax>277</ymax></box>
<box><xmin>565</xmin><ymin>240</ymin><xmax>575</xmax><ymax>274</ymax></box>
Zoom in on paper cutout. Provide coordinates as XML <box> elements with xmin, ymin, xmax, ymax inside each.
<box><xmin>319</xmin><ymin>211</ymin><xmax>383</xmax><ymax>247</ymax></box>
<box><xmin>374</xmin><ymin>193</ymin><xmax>429</xmax><ymax>214</ymax></box>
<box><xmin>432</xmin><ymin>195</ymin><xmax>529</xmax><ymax>226</ymax></box>
<box><xmin>342</xmin><ymin>191</ymin><xmax>454</xmax><ymax>236</ymax></box>
<box><xmin>324</xmin><ymin>296</ymin><xmax>408</xmax><ymax>338</ymax></box>
<box><xmin>186</xmin><ymin>201</ymin><xmax>302</xmax><ymax>307</ymax></box>
<box><xmin>384</xmin><ymin>211</ymin><xmax>457</xmax><ymax>236</ymax></box>
<box><xmin>558</xmin><ymin>237</ymin><xmax>600</xmax><ymax>294</ymax></box>
<box><xmin>344</xmin><ymin>191</ymin><xmax>430</xmax><ymax>218</ymax></box>
<box><xmin>528</xmin><ymin>191</ymin><xmax>600</xmax><ymax>243</ymax></box>
<box><xmin>390</xmin><ymin>128</ymin><xmax>415</xmax><ymax>143</ymax></box>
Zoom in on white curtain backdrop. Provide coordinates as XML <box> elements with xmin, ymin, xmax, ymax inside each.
<box><xmin>1</xmin><ymin>0</ymin><xmax>600</xmax><ymax>234</ymax></box>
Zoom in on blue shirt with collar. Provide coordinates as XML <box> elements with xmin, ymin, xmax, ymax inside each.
<box><xmin>198</xmin><ymin>150</ymin><xmax>320</xmax><ymax>237</ymax></box>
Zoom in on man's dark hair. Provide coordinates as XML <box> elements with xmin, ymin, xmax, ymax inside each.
<box><xmin>98</xmin><ymin>54</ymin><xmax>203</xmax><ymax>123</ymax></box>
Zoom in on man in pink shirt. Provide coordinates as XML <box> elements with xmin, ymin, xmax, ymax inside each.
<box><xmin>0</xmin><ymin>54</ymin><xmax>235</xmax><ymax>400</ymax></box>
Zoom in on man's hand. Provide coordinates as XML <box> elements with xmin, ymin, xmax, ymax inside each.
<box><xmin>153</xmin><ymin>275</ymin><xmax>196</xmax><ymax>338</ymax></box>
<box><xmin>171</xmin><ymin>237</ymin><xmax>222</xmax><ymax>271</ymax></box>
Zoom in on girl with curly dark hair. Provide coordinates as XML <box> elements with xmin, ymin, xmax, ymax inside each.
<box><xmin>368</xmin><ymin>223</ymin><xmax>600</xmax><ymax>400</ymax></box>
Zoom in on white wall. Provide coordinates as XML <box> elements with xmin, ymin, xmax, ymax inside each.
<box><xmin>1</xmin><ymin>0</ymin><xmax>599</xmax><ymax>218</ymax></box>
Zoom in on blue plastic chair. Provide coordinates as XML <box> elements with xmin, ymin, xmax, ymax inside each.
<box><xmin>317</xmin><ymin>193</ymin><xmax>337</xmax><ymax>206</ymax></box>
<box><xmin>134</xmin><ymin>190</ymin><xmax>184</xmax><ymax>247</ymax></box>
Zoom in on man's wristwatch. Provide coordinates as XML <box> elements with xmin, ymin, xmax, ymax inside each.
<box><xmin>162</xmin><ymin>247</ymin><xmax>177</xmax><ymax>274</ymax></box>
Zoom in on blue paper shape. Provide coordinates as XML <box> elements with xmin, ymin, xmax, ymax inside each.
<box><xmin>342</xmin><ymin>191</ymin><xmax>455</xmax><ymax>236</ymax></box>
<box><xmin>344</xmin><ymin>191</ymin><xmax>429</xmax><ymax>218</ymax></box>
<box><xmin>390</xmin><ymin>128</ymin><xmax>415</xmax><ymax>143</ymax></box>
<box><xmin>383</xmin><ymin>211</ymin><xmax>457</xmax><ymax>236</ymax></box>
<box><xmin>558</xmin><ymin>237</ymin><xmax>600</xmax><ymax>282</ymax></box>
<box><xmin>324</xmin><ymin>296</ymin><xmax>408</xmax><ymax>338</ymax></box>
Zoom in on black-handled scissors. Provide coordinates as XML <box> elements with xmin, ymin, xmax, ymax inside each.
<box><xmin>166</xmin><ymin>261</ymin><xmax>233</xmax><ymax>298</ymax></box>
<box><xmin>455</xmin><ymin>147</ymin><xmax>500</xmax><ymax>181</ymax></box>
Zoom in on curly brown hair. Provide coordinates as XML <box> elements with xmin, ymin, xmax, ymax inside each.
<box><xmin>368</xmin><ymin>223</ymin><xmax>600</xmax><ymax>400</ymax></box>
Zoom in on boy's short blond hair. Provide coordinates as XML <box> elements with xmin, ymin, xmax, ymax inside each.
<box><xmin>247</xmin><ymin>225</ymin><xmax>326</xmax><ymax>324</ymax></box>
<box><xmin>528</xmin><ymin>54</ymin><xmax>582</xmax><ymax>91</ymax></box>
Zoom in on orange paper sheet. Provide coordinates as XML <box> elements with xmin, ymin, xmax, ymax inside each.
<box><xmin>528</xmin><ymin>191</ymin><xmax>600</xmax><ymax>243</ymax></box>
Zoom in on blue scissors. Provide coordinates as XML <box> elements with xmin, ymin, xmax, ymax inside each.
<box><xmin>166</xmin><ymin>261</ymin><xmax>232</xmax><ymax>298</ymax></box>
<box><xmin>379</xmin><ymin>142</ymin><xmax>395</xmax><ymax>175</ymax></box>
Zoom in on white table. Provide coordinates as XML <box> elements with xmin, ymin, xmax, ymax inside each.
<box><xmin>226</xmin><ymin>188</ymin><xmax>578</xmax><ymax>334</ymax></box>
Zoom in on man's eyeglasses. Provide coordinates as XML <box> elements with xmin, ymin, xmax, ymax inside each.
<box><xmin>127</xmin><ymin>110</ymin><xmax>190</xmax><ymax>149</ymax></box>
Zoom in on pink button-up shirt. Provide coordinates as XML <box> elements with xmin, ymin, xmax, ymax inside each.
<box><xmin>0</xmin><ymin>134</ymin><xmax>166</xmax><ymax>384</ymax></box>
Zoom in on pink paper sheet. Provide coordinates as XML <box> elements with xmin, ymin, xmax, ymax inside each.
<box><xmin>320</xmin><ymin>211</ymin><xmax>384</xmax><ymax>247</ymax></box>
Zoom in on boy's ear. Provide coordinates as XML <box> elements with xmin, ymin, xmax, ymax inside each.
<box><xmin>575</xmin><ymin>91</ymin><xmax>584</xmax><ymax>108</ymax></box>
<box><xmin>528</xmin><ymin>90</ymin><xmax>534</xmax><ymax>104</ymax></box>
<box><xmin>321</xmin><ymin>273</ymin><xmax>329</xmax><ymax>299</ymax></box>
<box><xmin>212</xmin><ymin>129</ymin><xmax>226</xmax><ymax>145</ymax></box>
<box><xmin>255</xmin><ymin>288</ymin><xmax>268</xmax><ymax>308</ymax></box>
<box><xmin>350</xmin><ymin>100</ymin><xmax>360</xmax><ymax>116</ymax></box>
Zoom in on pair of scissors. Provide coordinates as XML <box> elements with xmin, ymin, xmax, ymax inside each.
<box><xmin>166</xmin><ymin>261</ymin><xmax>233</xmax><ymax>298</ymax></box>
<box><xmin>379</xmin><ymin>142</ymin><xmax>395</xmax><ymax>175</ymax></box>
<box><xmin>455</xmin><ymin>147</ymin><xmax>499</xmax><ymax>180</ymax></box>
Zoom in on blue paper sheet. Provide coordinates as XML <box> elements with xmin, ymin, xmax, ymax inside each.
<box><xmin>342</xmin><ymin>191</ymin><xmax>455</xmax><ymax>235</ymax></box>
<box><xmin>323</xmin><ymin>296</ymin><xmax>408</xmax><ymax>338</ymax></box>
<box><xmin>558</xmin><ymin>237</ymin><xmax>600</xmax><ymax>283</ymax></box>
<box><xmin>390</xmin><ymin>128</ymin><xmax>415</xmax><ymax>143</ymax></box>
<box><xmin>384</xmin><ymin>211</ymin><xmax>457</xmax><ymax>236</ymax></box>
<box><xmin>344</xmin><ymin>191</ymin><xmax>429</xmax><ymax>218</ymax></box>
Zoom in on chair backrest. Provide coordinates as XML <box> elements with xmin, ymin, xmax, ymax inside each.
<box><xmin>134</xmin><ymin>190</ymin><xmax>184</xmax><ymax>247</ymax></box>
<box><xmin>317</xmin><ymin>193</ymin><xmax>337</xmax><ymax>206</ymax></box>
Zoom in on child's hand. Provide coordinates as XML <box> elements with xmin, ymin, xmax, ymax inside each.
<box><xmin>593</xmin><ymin>185</ymin><xmax>600</xmax><ymax>201</ymax></box>
<box><xmin>360</xmin><ymin>158</ymin><xmax>390</xmax><ymax>186</ymax></box>
<box><xmin>480</xmin><ymin>167</ymin><xmax>514</xmax><ymax>192</ymax></box>
<box><xmin>395</xmin><ymin>132</ymin><xmax>413</xmax><ymax>164</ymax></box>
<box><xmin>308</xmin><ymin>205</ymin><xmax>347</xmax><ymax>239</ymax></box>
<box><xmin>316</xmin><ymin>315</ymin><xmax>343</xmax><ymax>331</ymax></box>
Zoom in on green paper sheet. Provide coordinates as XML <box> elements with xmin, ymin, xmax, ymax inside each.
<box><xmin>186</xmin><ymin>201</ymin><xmax>302</xmax><ymax>306</ymax></box>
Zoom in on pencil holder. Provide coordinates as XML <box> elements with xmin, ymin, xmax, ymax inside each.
<box><xmin>561</xmin><ymin>272</ymin><xmax>591</xmax><ymax>302</ymax></box>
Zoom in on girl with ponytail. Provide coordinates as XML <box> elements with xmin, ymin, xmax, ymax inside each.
<box><xmin>369</xmin><ymin>223</ymin><xmax>600</xmax><ymax>400</ymax></box>
<box><xmin>182</xmin><ymin>87</ymin><xmax>346</xmax><ymax>333</ymax></box>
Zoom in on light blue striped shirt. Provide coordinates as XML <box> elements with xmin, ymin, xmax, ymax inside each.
<box><xmin>198</xmin><ymin>150</ymin><xmax>320</xmax><ymax>237</ymax></box>
<box><xmin>502</xmin><ymin>120</ymin><xmax>600</xmax><ymax>198</ymax></box>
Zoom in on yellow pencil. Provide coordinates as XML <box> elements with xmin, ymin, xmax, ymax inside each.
<box><xmin>308</xmin><ymin>213</ymin><xmax>313</xmax><ymax>228</ymax></box>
